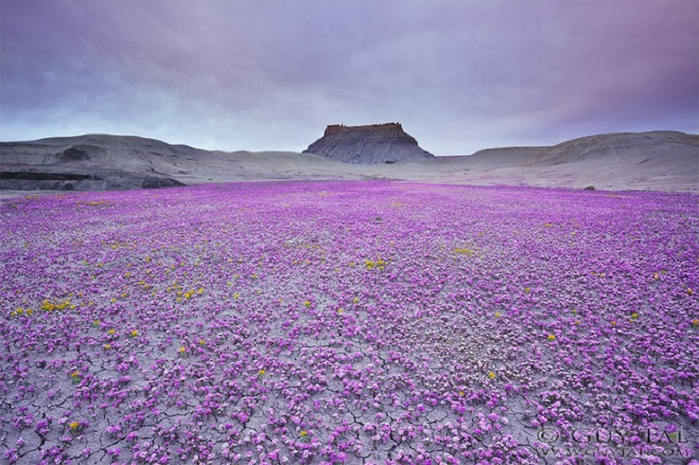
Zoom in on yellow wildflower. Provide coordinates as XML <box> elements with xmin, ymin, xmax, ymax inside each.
<box><xmin>488</xmin><ymin>371</ymin><xmax>496</xmax><ymax>379</ymax></box>
<box><xmin>547</xmin><ymin>334</ymin><xmax>556</xmax><ymax>341</ymax></box>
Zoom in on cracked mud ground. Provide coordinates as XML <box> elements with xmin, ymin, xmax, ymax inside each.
<box><xmin>1</xmin><ymin>181</ymin><xmax>697</xmax><ymax>464</ymax></box>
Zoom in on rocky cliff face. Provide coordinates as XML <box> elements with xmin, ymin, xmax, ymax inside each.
<box><xmin>303</xmin><ymin>123</ymin><xmax>435</xmax><ymax>164</ymax></box>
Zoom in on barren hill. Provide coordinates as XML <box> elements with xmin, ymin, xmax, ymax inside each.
<box><xmin>0</xmin><ymin>134</ymin><xmax>346</xmax><ymax>191</ymax></box>
<box><xmin>441</xmin><ymin>131</ymin><xmax>698</xmax><ymax>191</ymax></box>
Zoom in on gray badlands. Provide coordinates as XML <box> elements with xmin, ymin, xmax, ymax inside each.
<box><xmin>1</xmin><ymin>128</ymin><xmax>697</xmax><ymax>196</ymax></box>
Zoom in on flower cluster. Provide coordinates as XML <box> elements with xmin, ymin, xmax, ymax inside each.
<box><xmin>0</xmin><ymin>181</ymin><xmax>696</xmax><ymax>464</ymax></box>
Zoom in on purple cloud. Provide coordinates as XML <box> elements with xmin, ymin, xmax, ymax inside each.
<box><xmin>1</xmin><ymin>0</ymin><xmax>696</xmax><ymax>154</ymax></box>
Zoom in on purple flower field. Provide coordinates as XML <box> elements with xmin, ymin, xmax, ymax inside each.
<box><xmin>1</xmin><ymin>181</ymin><xmax>697</xmax><ymax>465</ymax></box>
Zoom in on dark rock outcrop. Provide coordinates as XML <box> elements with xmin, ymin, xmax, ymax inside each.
<box><xmin>142</xmin><ymin>176</ymin><xmax>185</xmax><ymax>189</ymax></box>
<box><xmin>0</xmin><ymin>171</ymin><xmax>99</xmax><ymax>181</ymax></box>
<box><xmin>58</xmin><ymin>145</ymin><xmax>96</xmax><ymax>162</ymax></box>
<box><xmin>0</xmin><ymin>167</ymin><xmax>185</xmax><ymax>191</ymax></box>
<box><xmin>303</xmin><ymin>123</ymin><xmax>435</xmax><ymax>164</ymax></box>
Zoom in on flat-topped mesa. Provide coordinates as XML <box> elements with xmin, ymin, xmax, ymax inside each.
<box><xmin>304</xmin><ymin>122</ymin><xmax>435</xmax><ymax>164</ymax></box>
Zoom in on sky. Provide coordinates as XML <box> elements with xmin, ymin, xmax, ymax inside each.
<box><xmin>1</xmin><ymin>0</ymin><xmax>697</xmax><ymax>155</ymax></box>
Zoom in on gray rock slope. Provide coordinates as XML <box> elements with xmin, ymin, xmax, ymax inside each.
<box><xmin>429</xmin><ymin>131</ymin><xmax>698</xmax><ymax>191</ymax></box>
<box><xmin>0</xmin><ymin>134</ymin><xmax>193</xmax><ymax>191</ymax></box>
<box><xmin>303</xmin><ymin>123</ymin><xmax>435</xmax><ymax>164</ymax></box>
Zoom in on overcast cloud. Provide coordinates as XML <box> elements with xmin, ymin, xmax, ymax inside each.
<box><xmin>1</xmin><ymin>0</ymin><xmax>697</xmax><ymax>154</ymax></box>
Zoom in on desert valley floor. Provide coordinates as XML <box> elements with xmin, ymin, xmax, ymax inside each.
<box><xmin>1</xmin><ymin>180</ymin><xmax>697</xmax><ymax>464</ymax></box>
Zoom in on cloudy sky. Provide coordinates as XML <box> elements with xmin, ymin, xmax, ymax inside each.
<box><xmin>1</xmin><ymin>0</ymin><xmax>697</xmax><ymax>155</ymax></box>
